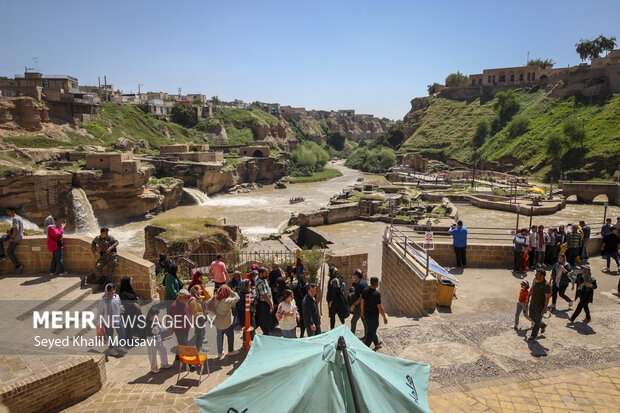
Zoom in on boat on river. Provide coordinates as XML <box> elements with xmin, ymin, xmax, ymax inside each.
<box><xmin>289</xmin><ymin>197</ymin><xmax>305</xmax><ymax>204</ymax></box>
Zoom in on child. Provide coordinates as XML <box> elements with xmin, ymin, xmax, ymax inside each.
<box><xmin>276</xmin><ymin>289</ymin><xmax>299</xmax><ymax>338</ymax></box>
<box><xmin>145</xmin><ymin>307</ymin><xmax>171</xmax><ymax>374</ymax></box>
<box><xmin>514</xmin><ymin>280</ymin><xmax>533</xmax><ymax>330</ymax></box>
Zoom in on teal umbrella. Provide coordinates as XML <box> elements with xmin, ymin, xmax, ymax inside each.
<box><xmin>195</xmin><ymin>325</ymin><xmax>431</xmax><ymax>413</ymax></box>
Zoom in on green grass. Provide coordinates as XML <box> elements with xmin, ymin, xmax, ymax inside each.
<box><xmin>149</xmin><ymin>216</ymin><xmax>227</xmax><ymax>243</ymax></box>
<box><xmin>402</xmin><ymin>90</ymin><xmax>620</xmax><ymax>180</ymax></box>
<box><xmin>148</xmin><ymin>176</ymin><xmax>180</xmax><ymax>186</ymax></box>
<box><xmin>226</xmin><ymin>126</ymin><xmax>255</xmax><ymax>145</ymax></box>
<box><xmin>82</xmin><ymin>103</ymin><xmax>203</xmax><ymax>150</ymax></box>
<box><xmin>284</xmin><ymin>168</ymin><xmax>343</xmax><ymax>183</ymax></box>
<box><xmin>4</xmin><ymin>135</ymin><xmax>72</xmax><ymax>148</ymax></box>
<box><xmin>224</xmin><ymin>156</ymin><xmax>241</xmax><ymax>167</ymax></box>
<box><xmin>214</xmin><ymin>107</ymin><xmax>280</xmax><ymax>126</ymax></box>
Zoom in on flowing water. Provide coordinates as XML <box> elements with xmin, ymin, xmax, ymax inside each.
<box><xmin>0</xmin><ymin>216</ymin><xmax>40</xmax><ymax>231</ymax></box>
<box><xmin>109</xmin><ymin>162</ymin><xmax>618</xmax><ymax>274</ymax></box>
<box><xmin>111</xmin><ymin>162</ymin><xmax>384</xmax><ymax>255</ymax></box>
<box><xmin>183</xmin><ymin>187</ymin><xmax>209</xmax><ymax>205</ymax></box>
<box><xmin>71</xmin><ymin>188</ymin><xmax>99</xmax><ymax>235</ymax></box>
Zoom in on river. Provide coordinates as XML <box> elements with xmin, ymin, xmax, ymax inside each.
<box><xmin>109</xmin><ymin>163</ymin><xmax>619</xmax><ymax>278</ymax></box>
<box><xmin>111</xmin><ymin>162</ymin><xmax>382</xmax><ymax>255</ymax></box>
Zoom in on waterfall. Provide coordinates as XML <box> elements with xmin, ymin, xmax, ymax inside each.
<box><xmin>71</xmin><ymin>187</ymin><xmax>99</xmax><ymax>234</ymax></box>
<box><xmin>183</xmin><ymin>187</ymin><xmax>210</xmax><ymax>205</ymax></box>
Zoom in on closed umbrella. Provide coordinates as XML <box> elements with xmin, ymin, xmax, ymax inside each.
<box><xmin>195</xmin><ymin>325</ymin><xmax>431</xmax><ymax>412</ymax></box>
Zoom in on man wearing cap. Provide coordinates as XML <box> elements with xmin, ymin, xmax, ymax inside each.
<box><xmin>91</xmin><ymin>227</ymin><xmax>119</xmax><ymax>283</ymax></box>
<box><xmin>528</xmin><ymin>269</ymin><xmax>551</xmax><ymax>341</ymax></box>
<box><xmin>168</xmin><ymin>289</ymin><xmax>192</xmax><ymax>350</ymax></box>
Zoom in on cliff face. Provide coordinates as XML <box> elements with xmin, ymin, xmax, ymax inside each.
<box><xmin>150</xmin><ymin>156</ymin><xmax>287</xmax><ymax>195</ymax></box>
<box><xmin>0</xmin><ymin>170</ymin><xmax>73</xmax><ymax>226</ymax></box>
<box><xmin>286</xmin><ymin>115</ymin><xmax>391</xmax><ymax>144</ymax></box>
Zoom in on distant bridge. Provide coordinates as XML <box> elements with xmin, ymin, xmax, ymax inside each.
<box><xmin>558</xmin><ymin>181</ymin><xmax>620</xmax><ymax>205</ymax></box>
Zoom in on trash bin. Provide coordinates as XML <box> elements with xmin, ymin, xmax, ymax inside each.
<box><xmin>436</xmin><ymin>279</ymin><xmax>455</xmax><ymax>307</ymax></box>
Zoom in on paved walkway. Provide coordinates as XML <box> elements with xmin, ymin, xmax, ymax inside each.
<box><xmin>429</xmin><ymin>364</ymin><xmax>620</xmax><ymax>413</ymax></box>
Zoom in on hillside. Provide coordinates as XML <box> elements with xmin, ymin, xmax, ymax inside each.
<box><xmin>402</xmin><ymin>89</ymin><xmax>620</xmax><ymax>180</ymax></box>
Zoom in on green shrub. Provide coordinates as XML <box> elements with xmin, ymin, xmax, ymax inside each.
<box><xmin>507</xmin><ymin>115</ymin><xmax>530</xmax><ymax>138</ymax></box>
<box><xmin>290</xmin><ymin>141</ymin><xmax>329</xmax><ymax>176</ymax></box>
<box><xmin>345</xmin><ymin>146</ymin><xmax>396</xmax><ymax>173</ymax></box>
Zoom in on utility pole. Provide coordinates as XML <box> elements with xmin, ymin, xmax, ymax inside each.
<box><xmin>104</xmin><ymin>75</ymin><xmax>108</xmax><ymax>103</ymax></box>
<box><xmin>138</xmin><ymin>83</ymin><xmax>144</xmax><ymax>103</ymax></box>
<box><xmin>177</xmin><ymin>87</ymin><xmax>182</xmax><ymax>100</ymax></box>
<box><xmin>98</xmin><ymin>76</ymin><xmax>102</xmax><ymax>102</ymax></box>
<box><xmin>527</xmin><ymin>51</ymin><xmax>530</xmax><ymax>65</ymax></box>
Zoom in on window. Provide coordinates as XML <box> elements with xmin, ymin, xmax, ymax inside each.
<box><xmin>527</xmin><ymin>73</ymin><xmax>531</xmax><ymax>81</ymax></box>
<box><xmin>531</xmin><ymin>73</ymin><xmax>535</xmax><ymax>80</ymax></box>
<box><xmin>499</xmin><ymin>74</ymin><xmax>506</xmax><ymax>83</ymax></box>
<box><xmin>42</xmin><ymin>79</ymin><xmax>49</xmax><ymax>88</ymax></box>
<box><xmin>478</xmin><ymin>79</ymin><xmax>482</xmax><ymax>85</ymax></box>
<box><xmin>488</xmin><ymin>76</ymin><xmax>492</xmax><ymax>83</ymax></box>
<box><xmin>510</xmin><ymin>74</ymin><xmax>515</xmax><ymax>82</ymax></box>
<box><xmin>492</xmin><ymin>75</ymin><xmax>496</xmax><ymax>83</ymax></box>
<box><xmin>519</xmin><ymin>73</ymin><xmax>524</xmax><ymax>81</ymax></box>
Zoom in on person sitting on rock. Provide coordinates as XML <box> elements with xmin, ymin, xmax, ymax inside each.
<box><xmin>91</xmin><ymin>227</ymin><xmax>119</xmax><ymax>283</ymax></box>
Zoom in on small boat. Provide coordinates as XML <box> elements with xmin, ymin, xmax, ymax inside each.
<box><xmin>289</xmin><ymin>197</ymin><xmax>305</xmax><ymax>204</ymax></box>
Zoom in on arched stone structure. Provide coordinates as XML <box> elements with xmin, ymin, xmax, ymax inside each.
<box><xmin>559</xmin><ymin>181</ymin><xmax>620</xmax><ymax>205</ymax></box>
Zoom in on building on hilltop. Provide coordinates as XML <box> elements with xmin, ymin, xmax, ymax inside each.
<box><xmin>0</xmin><ymin>71</ymin><xmax>98</xmax><ymax>123</ymax></box>
<box><xmin>436</xmin><ymin>49</ymin><xmax>620</xmax><ymax>99</ymax></box>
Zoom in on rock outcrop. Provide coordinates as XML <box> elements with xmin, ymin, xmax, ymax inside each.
<box><xmin>0</xmin><ymin>170</ymin><xmax>73</xmax><ymax>226</ymax></box>
<box><xmin>149</xmin><ymin>156</ymin><xmax>287</xmax><ymax>195</ymax></box>
<box><xmin>0</xmin><ymin>97</ymin><xmax>50</xmax><ymax>131</ymax></box>
<box><xmin>72</xmin><ymin>167</ymin><xmax>162</xmax><ymax>224</ymax></box>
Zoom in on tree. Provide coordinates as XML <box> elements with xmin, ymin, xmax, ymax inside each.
<box><xmin>385</xmin><ymin>121</ymin><xmax>405</xmax><ymax>148</ymax></box>
<box><xmin>527</xmin><ymin>58</ymin><xmax>555</xmax><ymax>68</ymax></box>
<box><xmin>575</xmin><ymin>35</ymin><xmax>617</xmax><ymax>61</ymax></box>
<box><xmin>473</xmin><ymin>118</ymin><xmax>489</xmax><ymax>149</ymax></box>
<box><xmin>562</xmin><ymin>119</ymin><xmax>586</xmax><ymax>148</ymax></box>
<box><xmin>445</xmin><ymin>71</ymin><xmax>467</xmax><ymax>87</ymax></box>
<box><xmin>290</xmin><ymin>141</ymin><xmax>329</xmax><ymax>176</ymax></box>
<box><xmin>326</xmin><ymin>130</ymin><xmax>347</xmax><ymax>151</ymax></box>
<box><xmin>427</xmin><ymin>82</ymin><xmax>440</xmax><ymax>95</ymax></box>
<box><xmin>171</xmin><ymin>104</ymin><xmax>197</xmax><ymax>128</ymax></box>
<box><xmin>507</xmin><ymin>115</ymin><xmax>530</xmax><ymax>138</ymax></box>
<box><xmin>545</xmin><ymin>133</ymin><xmax>567</xmax><ymax>182</ymax></box>
<box><xmin>471</xmin><ymin>118</ymin><xmax>489</xmax><ymax>187</ymax></box>
<box><xmin>492</xmin><ymin>90</ymin><xmax>520</xmax><ymax>123</ymax></box>
<box><xmin>210</xmin><ymin>95</ymin><xmax>221</xmax><ymax>108</ymax></box>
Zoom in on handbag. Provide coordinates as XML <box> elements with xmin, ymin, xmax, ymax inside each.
<box><xmin>48</xmin><ymin>234</ymin><xmax>64</xmax><ymax>248</ymax></box>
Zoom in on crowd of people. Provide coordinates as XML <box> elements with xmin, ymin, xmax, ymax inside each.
<box><xmin>510</xmin><ymin>216</ymin><xmax>620</xmax><ymax>341</ymax></box>
<box><xmin>148</xmin><ymin>253</ymin><xmax>389</xmax><ymax>367</ymax></box>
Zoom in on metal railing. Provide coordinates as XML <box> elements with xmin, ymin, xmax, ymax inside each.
<box><xmin>148</xmin><ymin>250</ymin><xmax>300</xmax><ymax>282</ymax></box>
<box><xmin>387</xmin><ymin>226</ymin><xmax>431</xmax><ymax>279</ymax></box>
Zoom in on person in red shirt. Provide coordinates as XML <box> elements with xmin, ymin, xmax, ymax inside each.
<box><xmin>45</xmin><ymin>216</ymin><xmax>66</xmax><ymax>276</ymax></box>
<box><xmin>514</xmin><ymin>280</ymin><xmax>533</xmax><ymax>330</ymax></box>
<box><xmin>209</xmin><ymin>254</ymin><xmax>229</xmax><ymax>292</ymax></box>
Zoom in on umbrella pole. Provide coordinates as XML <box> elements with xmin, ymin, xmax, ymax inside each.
<box><xmin>337</xmin><ymin>336</ymin><xmax>361</xmax><ymax>413</ymax></box>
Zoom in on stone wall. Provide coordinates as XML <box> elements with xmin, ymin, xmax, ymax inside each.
<box><xmin>0</xmin><ymin>355</ymin><xmax>106</xmax><ymax>413</ymax></box>
<box><xmin>381</xmin><ymin>241</ymin><xmax>437</xmax><ymax>316</ymax></box>
<box><xmin>326</xmin><ymin>248</ymin><xmax>368</xmax><ymax>287</ymax></box>
<box><xmin>468</xmin><ymin>195</ymin><xmax>566</xmax><ymax>216</ymax></box>
<box><xmin>290</xmin><ymin>203</ymin><xmax>360</xmax><ymax>226</ymax></box>
<box><xmin>427</xmin><ymin>238</ymin><xmax>603</xmax><ymax>268</ymax></box>
<box><xmin>0</xmin><ymin>235</ymin><xmax>157</xmax><ymax>299</ymax></box>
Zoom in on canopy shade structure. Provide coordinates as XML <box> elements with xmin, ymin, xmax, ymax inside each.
<box><xmin>527</xmin><ymin>187</ymin><xmax>546</xmax><ymax>194</ymax></box>
<box><xmin>195</xmin><ymin>325</ymin><xmax>431</xmax><ymax>413</ymax></box>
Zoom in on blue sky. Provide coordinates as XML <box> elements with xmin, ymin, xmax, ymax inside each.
<box><xmin>1</xmin><ymin>0</ymin><xmax>618</xmax><ymax>119</ymax></box>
